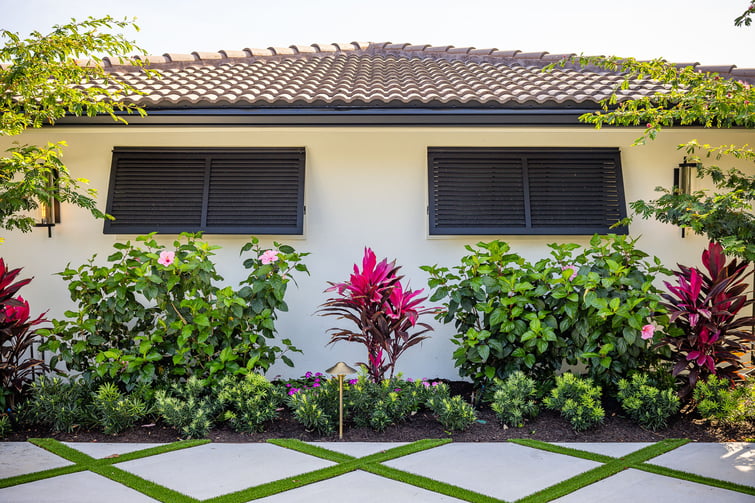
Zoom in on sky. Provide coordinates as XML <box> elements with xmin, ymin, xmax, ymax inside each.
<box><xmin>1</xmin><ymin>0</ymin><xmax>754</xmax><ymax>67</ymax></box>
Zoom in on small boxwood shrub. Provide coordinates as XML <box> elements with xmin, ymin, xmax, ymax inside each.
<box><xmin>427</xmin><ymin>394</ymin><xmax>478</xmax><ymax>431</ymax></box>
<box><xmin>617</xmin><ymin>373</ymin><xmax>679</xmax><ymax>431</ymax></box>
<box><xmin>92</xmin><ymin>382</ymin><xmax>149</xmax><ymax>435</ymax></box>
<box><xmin>155</xmin><ymin>376</ymin><xmax>219</xmax><ymax>438</ymax></box>
<box><xmin>21</xmin><ymin>377</ymin><xmax>96</xmax><ymax>433</ymax></box>
<box><xmin>218</xmin><ymin>374</ymin><xmax>282</xmax><ymax>433</ymax></box>
<box><xmin>490</xmin><ymin>371</ymin><xmax>540</xmax><ymax>427</ymax></box>
<box><xmin>694</xmin><ymin>375</ymin><xmax>755</xmax><ymax>424</ymax></box>
<box><xmin>544</xmin><ymin>373</ymin><xmax>605</xmax><ymax>432</ymax></box>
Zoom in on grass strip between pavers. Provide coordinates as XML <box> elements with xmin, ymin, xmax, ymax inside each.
<box><xmin>637</xmin><ymin>462</ymin><xmax>755</xmax><ymax>496</ymax></box>
<box><xmin>513</xmin><ymin>439</ymin><xmax>691</xmax><ymax>503</ymax></box>
<box><xmin>91</xmin><ymin>464</ymin><xmax>198</xmax><ymax>503</ymax></box>
<box><xmin>1</xmin><ymin>438</ymin><xmax>207</xmax><ymax>502</ymax></box>
<box><xmin>365</xmin><ymin>462</ymin><xmax>507</xmax><ymax>503</ymax></box>
<box><xmin>205</xmin><ymin>438</ymin><xmax>455</xmax><ymax>503</ymax></box>
<box><xmin>0</xmin><ymin>464</ymin><xmax>85</xmax><ymax>489</ymax></box>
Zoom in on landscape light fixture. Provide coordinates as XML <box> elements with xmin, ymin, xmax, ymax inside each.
<box><xmin>34</xmin><ymin>171</ymin><xmax>61</xmax><ymax>238</ymax></box>
<box><xmin>674</xmin><ymin>157</ymin><xmax>700</xmax><ymax>238</ymax></box>
<box><xmin>325</xmin><ymin>361</ymin><xmax>357</xmax><ymax>439</ymax></box>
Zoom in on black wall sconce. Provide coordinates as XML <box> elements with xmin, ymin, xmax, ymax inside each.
<box><xmin>34</xmin><ymin>171</ymin><xmax>61</xmax><ymax>238</ymax></box>
<box><xmin>673</xmin><ymin>157</ymin><xmax>700</xmax><ymax>238</ymax></box>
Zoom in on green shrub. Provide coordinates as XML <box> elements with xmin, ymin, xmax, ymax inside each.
<box><xmin>40</xmin><ymin>233</ymin><xmax>308</xmax><ymax>390</ymax></box>
<box><xmin>286</xmin><ymin>379</ymin><xmax>339</xmax><ymax>435</ymax></box>
<box><xmin>92</xmin><ymin>382</ymin><xmax>149</xmax><ymax>435</ymax></box>
<box><xmin>347</xmin><ymin>377</ymin><xmax>428</xmax><ymax>430</ymax></box>
<box><xmin>427</xmin><ymin>395</ymin><xmax>477</xmax><ymax>431</ymax></box>
<box><xmin>490</xmin><ymin>371</ymin><xmax>539</xmax><ymax>427</ymax></box>
<box><xmin>218</xmin><ymin>374</ymin><xmax>281</xmax><ymax>433</ymax></box>
<box><xmin>22</xmin><ymin>377</ymin><xmax>95</xmax><ymax>433</ymax></box>
<box><xmin>544</xmin><ymin>373</ymin><xmax>605</xmax><ymax>432</ymax></box>
<box><xmin>422</xmin><ymin>235</ymin><xmax>670</xmax><ymax>389</ymax></box>
<box><xmin>0</xmin><ymin>414</ymin><xmax>11</xmax><ymax>438</ymax></box>
<box><xmin>694</xmin><ymin>375</ymin><xmax>755</xmax><ymax>424</ymax></box>
<box><xmin>154</xmin><ymin>376</ymin><xmax>219</xmax><ymax>438</ymax></box>
<box><xmin>617</xmin><ymin>373</ymin><xmax>679</xmax><ymax>430</ymax></box>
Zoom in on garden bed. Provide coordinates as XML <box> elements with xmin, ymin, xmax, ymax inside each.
<box><xmin>6</xmin><ymin>381</ymin><xmax>753</xmax><ymax>444</ymax></box>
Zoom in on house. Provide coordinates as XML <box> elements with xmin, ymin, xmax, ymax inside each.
<box><xmin>3</xmin><ymin>42</ymin><xmax>754</xmax><ymax>379</ymax></box>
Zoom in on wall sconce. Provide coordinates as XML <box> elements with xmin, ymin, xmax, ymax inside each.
<box><xmin>325</xmin><ymin>361</ymin><xmax>357</xmax><ymax>439</ymax></box>
<box><xmin>34</xmin><ymin>171</ymin><xmax>60</xmax><ymax>238</ymax></box>
<box><xmin>674</xmin><ymin>157</ymin><xmax>700</xmax><ymax>238</ymax></box>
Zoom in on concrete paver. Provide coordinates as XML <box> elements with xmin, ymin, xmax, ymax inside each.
<box><xmin>553</xmin><ymin>467</ymin><xmax>755</xmax><ymax>503</ymax></box>
<box><xmin>61</xmin><ymin>442</ymin><xmax>164</xmax><ymax>459</ymax></box>
<box><xmin>115</xmin><ymin>442</ymin><xmax>335</xmax><ymax>500</ymax></box>
<box><xmin>0</xmin><ymin>470</ymin><xmax>160</xmax><ymax>503</ymax></box>
<box><xmin>0</xmin><ymin>442</ymin><xmax>72</xmax><ymax>479</ymax></box>
<box><xmin>254</xmin><ymin>469</ymin><xmax>467</xmax><ymax>502</ymax></box>
<box><xmin>384</xmin><ymin>442</ymin><xmax>601</xmax><ymax>501</ymax></box>
<box><xmin>649</xmin><ymin>442</ymin><xmax>755</xmax><ymax>487</ymax></box>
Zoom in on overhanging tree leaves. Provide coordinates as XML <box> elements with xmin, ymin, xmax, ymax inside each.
<box><xmin>553</xmin><ymin>23</ymin><xmax>754</xmax><ymax>262</ymax></box>
<box><xmin>0</xmin><ymin>16</ymin><xmax>154</xmax><ymax>239</ymax></box>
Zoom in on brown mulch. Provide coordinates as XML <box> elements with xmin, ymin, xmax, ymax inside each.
<box><xmin>6</xmin><ymin>381</ymin><xmax>754</xmax><ymax>444</ymax></box>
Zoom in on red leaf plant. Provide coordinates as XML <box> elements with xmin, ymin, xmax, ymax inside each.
<box><xmin>319</xmin><ymin>248</ymin><xmax>435</xmax><ymax>382</ymax></box>
<box><xmin>0</xmin><ymin>259</ymin><xmax>49</xmax><ymax>409</ymax></box>
<box><xmin>659</xmin><ymin>242</ymin><xmax>754</xmax><ymax>395</ymax></box>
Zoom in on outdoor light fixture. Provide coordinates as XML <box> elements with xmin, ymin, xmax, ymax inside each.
<box><xmin>674</xmin><ymin>157</ymin><xmax>700</xmax><ymax>238</ymax></box>
<box><xmin>325</xmin><ymin>361</ymin><xmax>357</xmax><ymax>439</ymax></box>
<box><xmin>34</xmin><ymin>171</ymin><xmax>61</xmax><ymax>238</ymax></box>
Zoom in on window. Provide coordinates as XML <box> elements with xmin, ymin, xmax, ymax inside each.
<box><xmin>428</xmin><ymin>147</ymin><xmax>627</xmax><ymax>235</ymax></box>
<box><xmin>104</xmin><ymin>147</ymin><xmax>305</xmax><ymax>234</ymax></box>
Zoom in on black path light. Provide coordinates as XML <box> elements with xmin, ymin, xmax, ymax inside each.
<box><xmin>325</xmin><ymin>361</ymin><xmax>357</xmax><ymax>439</ymax></box>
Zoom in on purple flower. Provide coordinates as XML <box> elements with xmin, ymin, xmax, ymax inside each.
<box><xmin>288</xmin><ymin>388</ymin><xmax>300</xmax><ymax>395</ymax></box>
<box><xmin>422</xmin><ymin>382</ymin><xmax>430</xmax><ymax>387</ymax></box>
<box><xmin>394</xmin><ymin>388</ymin><xmax>401</xmax><ymax>392</ymax></box>
<box><xmin>304</xmin><ymin>371</ymin><xmax>313</xmax><ymax>378</ymax></box>
<box><xmin>407</xmin><ymin>378</ymin><xmax>414</xmax><ymax>382</ymax></box>
<box><xmin>348</xmin><ymin>379</ymin><xmax>358</xmax><ymax>385</ymax></box>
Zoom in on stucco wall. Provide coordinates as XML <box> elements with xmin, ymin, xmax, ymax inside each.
<box><xmin>2</xmin><ymin>125</ymin><xmax>753</xmax><ymax>379</ymax></box>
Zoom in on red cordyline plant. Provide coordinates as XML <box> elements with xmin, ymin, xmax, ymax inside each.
<box><xmin>659</xmin><ymin>242</ymin><xmax>754</xmax><ymax>395</ymax></box>
<box><xmin>0</xmin><ymin>259</ymin><xmax>49</xmax><ymax>409</ymax></box>
<box><xmin>319</xmin><ymin>248</ymin><xmax>434</xmax><ymax>382</ymax></box>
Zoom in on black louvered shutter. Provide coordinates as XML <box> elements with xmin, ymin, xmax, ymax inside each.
<box><xmin>428</xmin><ymin>147</ymin><xmax>626</xmax><ymax>235</ymax></box>
<box><xmin>105</xmin><ymin>147</ymin><xmax>305</xmax><ymax>234</ymax></box>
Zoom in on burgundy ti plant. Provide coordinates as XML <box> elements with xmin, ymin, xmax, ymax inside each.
<box><xmin>659</xmin><ymin>242</ymin><xmax>754</xmax><ymax>394</ymax></box>
<box><xmin>319</xmin><ymin>248</ymin><xmax>434</xmax><ymax>382</ymax></box>
<box><xmin>0</xmin><ymin>259</ymin><xmax>49</xmax><ymax>409</ymax></box>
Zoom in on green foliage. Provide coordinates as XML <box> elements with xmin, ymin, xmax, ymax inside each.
<box><xmin>0</xmin><ymin>413</ymin><xmax>10</xmax><ymax>437</ymax></box>
<box><xmin>0</xmin><ymin>17</ymin><xmax>154</xmax><ymax>237</ymax></box>
<box><xmin>92</xmin><ymin>382</ymin><xmax>148</xmax><ymax>435</ymax></box>
<box><xmin>490</xmin><ymin>371</ymin><xmax>540</xmax><ymax>427</ymax></box>
<box><xmin>154</xmin><ymin>376</ymin><xmax>219</xmax><ymax>439</ymax></box>
<box><xmin>617</xmin><ymin>374</ymin><xmax>680</xmax><ymax>431</ymax></box>
<box><xmin>40</xmin><ymin>233</ymin><xmax>308</xmax><ymax>390</ymax></box>
<box><xmin>22</xmin><ymin>377</ymin><xmax>95</xmax><ymax>433</ymax></box>
<box><xmin>544</xmin><ymin>373</ymin><xmax>605</xmax><ymax>432</ymax></box>
<box><xmin>347</xmin><ymin>377</ymin><xmax>432</xmax><ymax>431</ymax></box>
<box><xmin>427</xmin><ymin>394</ymin><xmax>477</xmax><ymax>431</ymax></box>
<box><xmin>218</xmin><ymin>373</ymin><xmax>281</xmax><ymax>433</ymax></box>
<box><xmin>286</xmin><ymin>379</ymin><xmax>339</xmax><ymax>435</ymax></box>
<box><xmin>694</xmin><ymin>375</ymin><xmax>755</xmax><ymax>424</ymax></box>
<box><xmin>422</xmin><ymin>235</ymin><xmax>669</xmax><ymax>388</ymax></box>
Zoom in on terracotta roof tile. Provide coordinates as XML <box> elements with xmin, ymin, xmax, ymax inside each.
<box><xmin>66</xmin><ymin>41</ymin><xmax>755</xmax><ymax>110</ymax></box>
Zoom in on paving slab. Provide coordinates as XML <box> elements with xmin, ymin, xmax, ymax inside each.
<box><xmin>553</xmin><ymin>442</ymin><xmax>652</xmax><ymax>458</ymax></box>
<box><xmin>384</xmin><ymin>442</ymin><xmax>600</xmax><ymax>501</ymax></box>
<box><xmin>116</xmin><ymin>442</ymin><xmax>335</xmax><ymax>500</ymax></box>
<box><xmin>0</xmin><ymin>470</ymin><xmax>160</xmax><ymax>503</ymax></box>
<box><xmin>61</xmin><ymin>442</ymin><xmax>164</xmax><ymax>459</ymax></box>
<box><xmin>254</xmin><ymin>469</ymin><xmax>467</xmax><ymax>502</ymax></box>
<box><xmin>649</xmin><ymin>442</ymin><xmax>755</xmax><ymax>487</ymax></box>
<box><xmin>0</xmin><ymin>442</ymin><xmax>73</xmax><ymax>479</ymax></box>
<box><xmin>553</xmin><ymin>467</ymin><xmax>755</xmax><ymax>503</ymax></box>
<box><xmin>307</xmin><ymin>442</ymin><xmax>407</xmax><ymax>457</ymax></box>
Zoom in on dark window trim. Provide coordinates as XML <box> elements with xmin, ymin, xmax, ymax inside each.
<box><xmin>428</xmin><ymin>147</ymin><xmax>627</xmax><ymax>236</ymax></box>
<box><xmin>104</xmin><ymin>147</ymin><xmax>305</xmax><ymax>235</ymax></box>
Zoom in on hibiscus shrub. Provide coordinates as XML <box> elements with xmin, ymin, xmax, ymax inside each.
<box><xmin>423</xmin><ymin>235</ymin><xmax>670</xmax><ymax>389</ymax></box>
<box><xmin>40</xmin><ymin>233</ymin><xmax>308</xmax><ymax>390</ymax></box>
<box><xmin>319</xmin><ymin>248</ymin><xmax>434</xmax><ymax>382</ymax></box>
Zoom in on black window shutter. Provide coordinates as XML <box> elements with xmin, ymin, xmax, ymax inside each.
<box><xmin>105</xmin><ymin>147</ymin><xmax>305</xmax><ymax>234</ymax></box>
<box><xmin>428</xmin><ymin>147</ymin><xmax>626</xmax><ymax>235</ymax></box>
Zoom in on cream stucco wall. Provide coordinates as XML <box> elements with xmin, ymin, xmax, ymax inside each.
<box><xmin>2</xmin><ymin>125</ymin><xmax>753</xmax><ymax>379</ymax></box>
